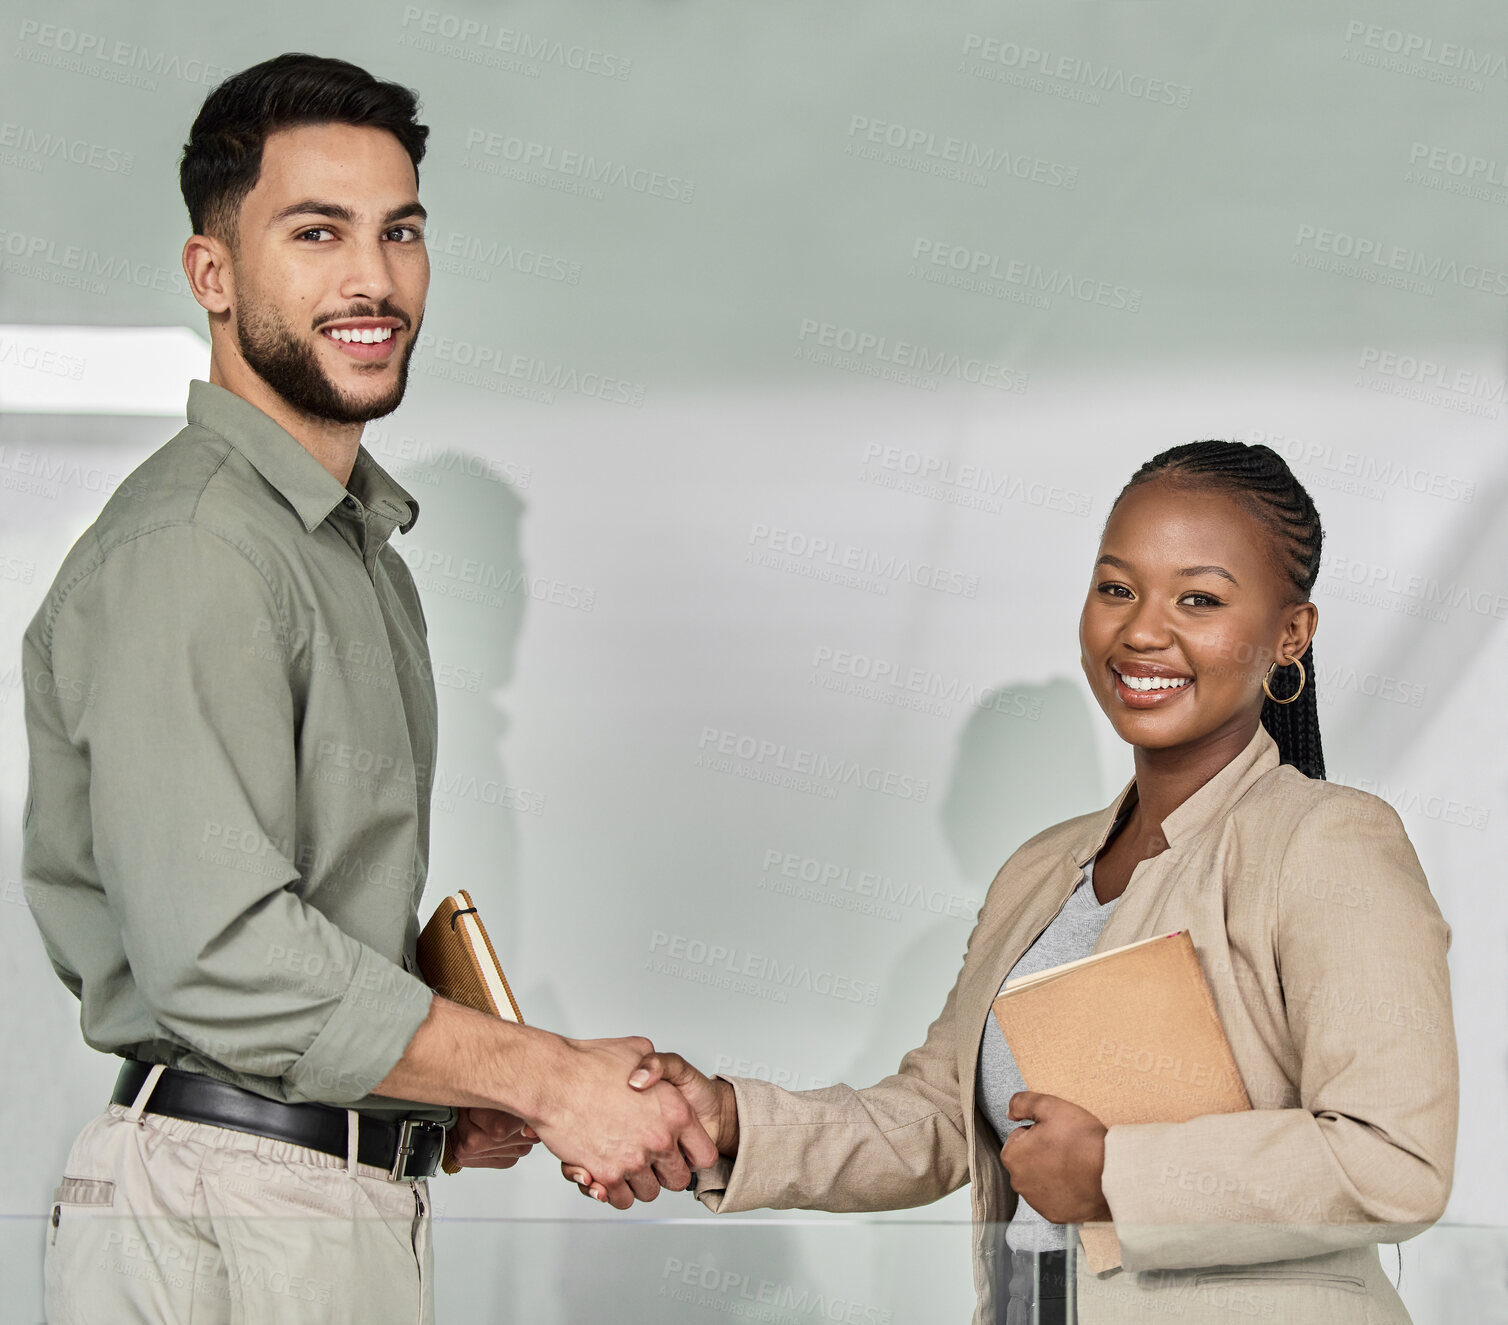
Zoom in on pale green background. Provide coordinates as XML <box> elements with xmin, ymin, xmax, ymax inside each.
<box><xmin>1</xmin><ymin>1</ymin><xmax>1505</xmax><ymax>1320</ymax></box>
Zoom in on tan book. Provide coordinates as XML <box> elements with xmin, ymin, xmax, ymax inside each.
<box><xmin>991</xmin><ymin>930</ymin><xmax>1250</xmax><ymax>1273</ymax></box>
<box><xmin>416</xmin><ymin>889</ymin><xmax>524</xmax><ymax>1173</ymax></box>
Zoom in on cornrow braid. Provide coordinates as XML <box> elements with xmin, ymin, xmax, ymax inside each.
<box><xmin>1113</xmin><ymin>440</ymin><xmax>1327</xmax><ymax>780</ymax></box>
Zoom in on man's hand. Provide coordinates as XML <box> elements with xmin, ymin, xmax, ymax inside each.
<box><xmin>998</xmin><ymin>1091</ymin><xmax>1113</xmax><ymax>1225</ymax></box>
<box><xmin>527</xmin><ymin>1036</ymin><xmax>719</xmax><ymax>1210</ymax></box>
<box><xmin>449</xmin><ymin>1108</ymin><xmax>539</xmax><ymax>1170</ymax></box>
<box><xmin>561</xmin><ymin>1050</ymin><xmax>739</xmax><ymax>1202</ymax></box>
<box><xmin>370</xmin><ymin>1001</ymin><xmax>715</xmax><ymax>1208</ymax></box>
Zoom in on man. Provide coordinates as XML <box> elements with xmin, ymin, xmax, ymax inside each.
<box><xmin>22</xmin><ymin>52</ymin><xmax>714</xmax><ymax>1324</ymax></box>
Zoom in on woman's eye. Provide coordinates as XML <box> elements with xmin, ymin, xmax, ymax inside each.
<box><xmin>1182</xmin><ymin>593</ymin><xmax>1223</xmax><ymax>608</ymax></box>
<box><xmin>1096</xmin><ymin>582</ymin><xmax>1132</xmax><ymax>598</ymax></box>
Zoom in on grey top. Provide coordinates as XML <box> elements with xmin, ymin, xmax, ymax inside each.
<box><xmin>977</xmin><ymin>852</ymin><xmax>1121</xmax><ymax>1252</ymax></box>
<box><xmin>21</xmin><ymin>379</ymin><xmax>445</xmax><ymax>1121</ymax></box>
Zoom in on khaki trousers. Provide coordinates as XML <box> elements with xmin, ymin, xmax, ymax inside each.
<box><xmin>44</xmin><ymin>1092</ymin><xmax>434</xmax><ymax>1324</ymax></box>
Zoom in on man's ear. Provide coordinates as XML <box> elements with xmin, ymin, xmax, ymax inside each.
<box><xmin>183</xmin><ymin>233</ymin><xmax>233</xmax><ymax>315</ymax></box>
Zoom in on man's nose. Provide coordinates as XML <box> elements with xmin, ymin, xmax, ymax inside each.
<box><xmin>339</xmin><ymin>237</ymin><xmax>398</xmax><ymax>305</ymax></box>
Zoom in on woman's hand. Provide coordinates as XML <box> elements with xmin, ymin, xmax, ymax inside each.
<box><xmin>561</xmin><ymin>1051</ymin><xmax>739</xmax><ymax>1202</ymax></box>
<box><xmin>448</xmin><ymin>1107</ymin><xmax>540</xmax><ymax>1169</ymax></box>
<box><xmin>999</xmin><ymin>1091</ymin><xmax>1113</xmax><ymax>1224</ymax></box>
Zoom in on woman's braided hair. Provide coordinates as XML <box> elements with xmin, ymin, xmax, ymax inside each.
<box><xmin>1112</xmin><ymin>441</ymin><xmax>1326</xmax><ymax>780</ymax></box>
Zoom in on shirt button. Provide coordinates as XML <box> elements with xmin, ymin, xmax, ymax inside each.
<box><xmin>343</xmin><ymin>496</ymin><xmax>359</xmax><ymax>512</ymax></box>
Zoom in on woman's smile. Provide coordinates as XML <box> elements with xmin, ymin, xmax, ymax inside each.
<box><xmin>1110</xmin><ymin>662</ymin><xmax>1195</xmax><ymax>709</ymax></box>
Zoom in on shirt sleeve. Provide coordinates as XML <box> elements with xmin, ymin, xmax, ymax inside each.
<box><xmin>1099</xmin><ymin>790</ymin><xmax>1458</xmax><ymax>1271</ymax></box>
<box><xmin>51</xmin><ymin>522</ymin><xmax>434</xmax><ymax>1106</ymax></box>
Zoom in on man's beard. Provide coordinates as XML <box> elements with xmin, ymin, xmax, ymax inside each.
<box><xmin>234</xmin><ymin>285</ymin><xmax>421</xmax><ymax>425</ymax></box>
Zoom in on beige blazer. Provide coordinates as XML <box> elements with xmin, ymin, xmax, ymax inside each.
<box><xmin>695</xmin><ymin>723</ymin><xmax>1458</xmax><ymax>1324</ymax></box>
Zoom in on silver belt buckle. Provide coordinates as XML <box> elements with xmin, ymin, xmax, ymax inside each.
<box><xmin>388</xmin><ymin>1118</ymin><xmax>443</xmax><ymax>1182</ymax></box>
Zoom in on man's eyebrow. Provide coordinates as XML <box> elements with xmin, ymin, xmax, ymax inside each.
<box><xmin>1095</xmin><ymin>554</ymin><xmax>1239</xmax><ymax>586</ymax></box>
<box><xmin>267</xmin><ymin>199</ymin><xmax>428</xmax><ymax>228</ymax></box>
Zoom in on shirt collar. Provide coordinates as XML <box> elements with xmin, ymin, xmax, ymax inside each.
<box><xmin>185</xmin><ymin>379</ymin><xmax>420</xmax><ymax>535</ymax></box>
<box><xmin>347</xmin><ymin>443</ymin><xmax>421</xmax><ymax>535</ymax></box>
<box><xmin>1072</xmin><ymin>722</ymin><xmax>1282</xmax><ymax>866</ymax></box>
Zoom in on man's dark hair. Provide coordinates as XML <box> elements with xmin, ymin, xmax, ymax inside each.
<box><xmin>179</xmin><ymin>52</ymin><xmax>428</xmax><ymax>249</ymax></box>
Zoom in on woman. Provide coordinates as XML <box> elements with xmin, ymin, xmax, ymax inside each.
<box><xmin>568</xmin><ymin>442</ymin><xmax>1458</xmax><ymax>1325</ymax></box>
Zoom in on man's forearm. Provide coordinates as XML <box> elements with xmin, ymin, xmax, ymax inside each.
<box><xmin>371</xmin><ymin>995</ymin><xmax>554</xmax><ymax>1117</ymax></box>
<box><xmin>371</xmin><ymin>996</ymin><xmax>720</xmax><ymax>1209</ymax></box>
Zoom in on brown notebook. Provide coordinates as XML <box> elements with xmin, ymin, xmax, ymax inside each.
<box><xmin>991</xmin><ymin>930</ymin><xmax>1249</xmax><ymax>1273</ymax></box>
<box><xmin>416</xmin><ymin>889</ymin><xmax>524</xmax><ymax>1173</ymax></box>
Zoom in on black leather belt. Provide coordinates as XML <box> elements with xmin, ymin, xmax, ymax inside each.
<box><xmin>112</xmin><ymin>1059</ymin><xmax>447</xmax><ymax>1181</ymax></box>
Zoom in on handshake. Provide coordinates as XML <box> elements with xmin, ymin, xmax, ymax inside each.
<box><xmin>446</xmin><ymin>1035</ymin><xmax>739</xmax><ymax>1210</ymax></box>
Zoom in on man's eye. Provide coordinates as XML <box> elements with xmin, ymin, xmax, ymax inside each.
<box><xmin>387</xmin><ymin>226</ymin><xmax>424</xmax><ymax>242</ymax></box>
<box><xmin>296</xmin><ymin>227</ymin><xmax>334</xmax><ymax>241</ymax></box>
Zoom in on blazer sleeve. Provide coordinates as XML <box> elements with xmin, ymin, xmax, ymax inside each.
<box><xmin>691</xmin><ymin>899</ymin><xmax>1000</xmax><ymax>1214</ymax></box>
<box><xmin>1099</xmin><ymin>790</ymin><xmax>1458</xmax><ymax>1271</ymax></box>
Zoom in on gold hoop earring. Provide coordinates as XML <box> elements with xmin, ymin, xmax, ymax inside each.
<box><xmin>1262</xmin><ymin>657</ymin><xmax>1305</xmax><ymax>704</ymax></box>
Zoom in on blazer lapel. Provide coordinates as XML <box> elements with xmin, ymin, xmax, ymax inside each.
<box><xmin>956</xmin><ymin>779</ymin><xmax>1139</xmax><ymax>1123</ymax></box>
<box><xmin>1095</xmin><ymin>724</ymin><xmax>1282</xmax><ymax>952</ymax></box>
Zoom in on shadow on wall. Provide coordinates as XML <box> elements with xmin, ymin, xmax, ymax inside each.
<box><xmin>397</xmin><ymin>451</ymin><xmax>528</xmax><ymax>968</ymax></box>
<box><xmin>939</xmin><ymin>677</ymin><xmax>1105</xmax><ymax>886</ymax></box>
<box><xmin>837</xmin><ymin>679</ymin><xmax>1105</xmax><ymax>1092</ymax></box>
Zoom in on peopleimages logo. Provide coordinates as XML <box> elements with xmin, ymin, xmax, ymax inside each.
<box><xmin>0</xmin><ymin>443</ymin><xmax>127</xmax><ymax>497</ymax></box>
<box><xmin>1405</xmin><ymin>141</ymin><xmax>1508</xmax><ymax>207</ymax></box>
<box><xmin>910</xmin><ymin>238</ymin><xmax>1141</xmax><ymax>312</ymax></box>
<box><xmin>0</xmin><ymin>225</ymin><xmax>188</xmax><ymax>296</ymax></box>
<box><xmin>1354</xmin><ymin>346</ymin><xmax>1502</xmax><ymax>421</ymax></box>
<box><xmin>696</xmin><ymin>726</ymin><xmax>929</xmax><ymax>804</ymax></box>
<box><xmin>0</xmin><ymin>120</ymin><xmax>134</xmax><ymax>174</ymax></box>
<box><xmin>1292</xmin><ymin>224</ymin><xmax>1508</xmax><ymax>295</ymax></box>
<box><xmin>414</xmin><ymin>331</ymin><xmax>644</xmax><ymax>407</ymax></box>
<box><xmin>760</xmin><ymin>847</ymin><xmax>981</xmax><ymax>922</ymax></box>
<box><xmin>1316</xmin><ymin>551</ymin><xmax>1508</xmax><ymax>622</ymax></box>
<box><xmin>14</xmin><ymin>20</ymin><xmax>233</xmax><ymax>89</ymax></box>
<box><xmin>0</xmin><ymin>336</ymin><xmax>85</xmax><ymax>380</ymax></box>
<box><xmin>844</xmin><ymin>115</ymin><xmax>1078</xmax><ymax>189</ymax></box>
<box><xmin>958</xmin><ymin>35</ymin><xmax>1193</xmax><ymax>107</ymax></box>
<box><xmin>647</xmin><ymin>932</ymin><xmax>880</xmax><ymax>1007</ymax></box>
<box><xmin>796</xmin><ymin>317</ymin><xmax>1028</xmax><ymax>393</ymax></box>
<box><xmin>659</xmin><ymin>1257</ymin><xmax>893</xmax><ymax>1325</ymax></box>
<box><xmin>432</xmin><ymin>230</ymin><xmax>583</xmax><ymax>285</ymax></box>
<box><xmin>1407</xmin><ymin>142</ymin><xmax>1508</xmax><ymax>186</ymax></box>
<box><xmin>1246</xmin><ymin>428</ymin><xmax>1478</xmax><ymax>502</ymax></box>
<box><xmin>1360</xmin><ymin>346</ymin><xmax>1502</xmax><ymax>401</ymax></box>
<box><xmin>810</xmin><ymin>644</ymin><xmax>1042</xmax><ymax>722</ymax></box>
<box><xmin>399</xmin><ymin>7</ymin><xmax>632</xmax><ymax>79</ymax></box>
<box><xmin>859</xmin><ymin>444</ymin><xmax>1092</xmax><ymax>519</ymax></box>
<box><xmin>461</xmin><ymin>127</ymin><xmax>693</xmax><ymax>202</ymax></box>
<box><xmin>1341</xmin><ymin>21</ymin><xmax>1507</xmax><ymax>87</ymax></box>
<box><xmin>747</xmin><ymin>521</ymin><xmax>980</xmax><ymax>598</ymax></box>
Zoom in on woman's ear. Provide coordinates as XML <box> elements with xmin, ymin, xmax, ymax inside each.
<box><xmin>1281</xmin><ymin>601</ymin><xmax>1318</xmax><ymax>662</ymax></box>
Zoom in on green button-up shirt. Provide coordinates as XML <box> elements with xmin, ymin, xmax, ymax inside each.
<box><xmin>21</xmin><ymin>378</ymin><xmax>448</xmax><ymax>1123</ymax></box>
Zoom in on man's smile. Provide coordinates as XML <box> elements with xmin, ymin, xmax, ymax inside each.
<box><xmin>319</xmin><ymin>316</ymin><xmax>401</xmax><ymax>361</ymax></box>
